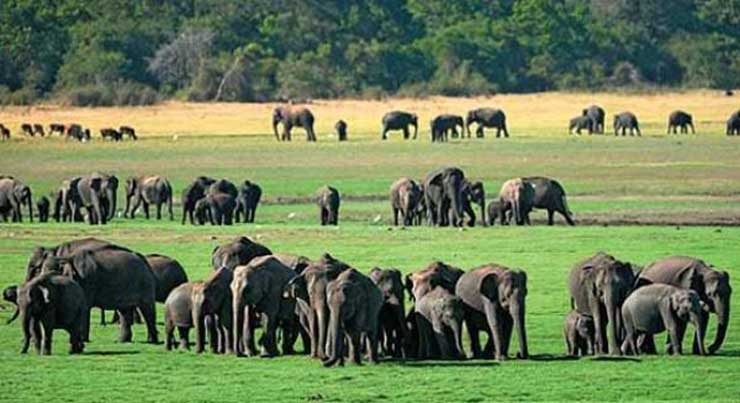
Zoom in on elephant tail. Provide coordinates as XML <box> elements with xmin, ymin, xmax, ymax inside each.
<box><xmin>6</xmin><ymin>305</ymin><xmax>19</xmax><ymax>324</ymax></box>
<box><xmin>561</xmin><ymin>194</ymin><xmax>575</xmax><ymax>225</ymax></box>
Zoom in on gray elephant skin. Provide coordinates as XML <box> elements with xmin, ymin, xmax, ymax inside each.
<box><xmin>613</xmin><ymin>112</ymin><xmax>641</xmax><ymax>136</ymax></box>
<box><xmin>235</xmin><ymin>180</ymin><xmax>261</xmax><ymax>223</ymax></box>
<box><xmin>466</xmin><ymin>108</ymin><xmax>508</xmax><ymax>138</ymax></box>
<box><xmin>193</xmin><ymin>268</ymin><xmax>234</xmax><ymax>354</ymax></box>
<box><xmin>146</xmin><ymin>254</ymin><xmax>188</xmax><ymax>302</ymax></box>
<box><xmin>181</xmin><ymin>176</ymin><xmax>216</xmax><ymax>224</ymax></box>
<box><xmin>316</xmin><ymin>185</ymin><xmax>340</xmax><ymax>226</ymax></box>
<box><xmin>273</xmin><ymin>105</ymin><xmax>316</xmax><ymax>142</ymax></box>
<box><xmin>0</xmin><ymin>176</ymin><xmax>33</xmax><ymax>222</ymax></box>
<box><xmin>369</xmin><ymin>267</ymin><xmax>409</xmax><ymax>358</ymax></box>
<box><xmin>585</xmin><ymin>105</ymin><xmax>605</xmax><ymax>133</ymax></box>
<box><xmin>667</xmin><ymin>110</ymin><xmax>695</xmax><ymax>134</ymax></box>
<box><xmin>459</xmin><ymin>180</ymin><xmax>485</xmax><ymax>227</ymax></box>
<box><xmin>415</xmin><ymin>286</ymin><xmax>466</xmax><ymax>360</ymax></box>
<box><xmin>390</xmin><ymin>177</ymin><xmax>422</xmax><ymax>226</ymax></box>
<box><xmin>124</xmin><ymin>175</ymin><xmax>174</xmax><ymax>220</ymax></box>
<box><xmin>563</xmin><ymin>310</ymin><xmax>594</xmax><ymax>356</ymax></box>
<box><xmin>430</xmin><ymin>114</ymin><xmax>464</xmax><ymax>142</ymax></box>
<box><xmin>523</xmin><ymin>176</ymin><xmax>574</xmax><ymax>225</ymax></box>
<box><xmin>211</xmin><ymin>236</ymin><xmax>273</xmax><ymax>271</ymax></box>
<box><xmin>381</xmin><ymin>111</ymin><xmax>418</xmax><ymax>140</ymax></box>
<box><xmin>499</xmin><ymin>178</ymin><xmax>535</xmax><ymax>225</ymax></box>
<box><xmin>727</xmin><ymin>111</ymin><xmax>740</xmax><ymax>135</ymax></box>
<box><xmin>424</xmin><ymin>167</ymin><xmax>465</xmax><ymax>227</ymax></box>
<box><xmin>569</xmin><ymin>114</ymin><xmax>593</xmax><ymax>135</ymax></box>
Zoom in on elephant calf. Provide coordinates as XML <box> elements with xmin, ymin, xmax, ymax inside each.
<box><xmin>0</xmin><ymin>124</ymin><xmax>10</xmax><ymax>140</ymax></box>
<box><xmin>415</xmin><ymin>287</ymin><xmax>466</xmax><ymax>360</ymax></box>
<box><xmin>335</xmin><ymin>120</ymin><xmax>347</xmax><ymax>141</ymax></box>
<box><xmin>369</xmin><ymin>268</ymin><xmax>408</xmax><ymax>359</ymax></box>
<box><xmin>36</xmin><ymin>196</ymin><xmax>50</xmax><ymax>223</ymax></box>
<box><xmin>613</xmin><ymin>112</ymin><xmax>641</xmax><ymax>136</ymax></box>
<box><xmin>486</xmin><ymin>200</ymin><xmax>505</xmax><ymax>226</ymax></box>
<box><xmin>499</xmin><ymin>178</ymin><xmax>534</xmax><ymax>225</ymax></box>
<box><xmin>316</xmin><ymin>186</ymin><xmax>340</xmax><ymax>226</ymax></box>
<box><xmin>667</xmin><ymin>110</ymin><xmax>695</xmax><ymax>134</ymax></box>
<box><xmin>389</xmin><ymin>177</ymin><xmax>422</xmax><ymax>227</ymax></box>
<box><xmin>727</xmin><ymin>111</ymin><xmax>740</xmax><ymax>135</ymax></box>
<box><xmin>563</xmin><ymin>310</ymin><xmax>595</xmax><ymax>356</ymax></box>
<box><xmin>164</xmin><ymin>283</ymin><xmax>196</xmax><ymax>351</ymax></box>
<box><xmin>569</xmin><ymin>115</ymin><xmax>593</xmax><ymax>135</ymax></box>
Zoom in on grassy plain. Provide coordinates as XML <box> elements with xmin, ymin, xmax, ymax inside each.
<box><xmin>1</xmin><ymin>91</ymin><xmax>739</xmax><ymax>402</ymax></box>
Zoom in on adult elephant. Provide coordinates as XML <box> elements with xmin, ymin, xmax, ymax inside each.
<box><xmin>405</xmin><ymin>261</ymin><xmax>465</xmax><ymax>302</ymax></box>
<box><xmin>499</xmin><ymin>178</ymin><xmax>535</xmax><ymax>225</ymax></box>
<box><xmin>585</xmin><ymin>105</ymin><xmax>605</xmax><ymax>134</ymax></box>
<box><xmin>145</xmin><ymin>254</ymin><xmax>188</xmax><ymax>302</ymax></box>
<box><xmin>456</xmin><ymin>264</ymin><xmax>529</xmax><ymax>361</ymax></box>
<box><xmin>613</xmin><ymin>112</ymin><xmax>641</xmax><ymax>136</ymax></box>
<box><xmin>204</xmin><ymin>191</ymin><xmax>236</xmax><ymax>225</ymax></box>
<box><xmin>181</xmin><ymin>176</ymin><xmax>216</xmax><ymax>225</ymax></box>
<box><xmin>522</xmin><ymin>176</ymin><xmax>574</xmax><ymax>225</ymax></box>
<box><xmin>667</xmin><ymin>110</ymin><xmax>695</xmax><ymax>134</ymax></box>
<box><xmin>727</xmin><ymin>111</ymin><xmax>740</xmax><ymax>136</ymax></box>
<box><xmin>381</xmin><ymin>111</ymin><xmax>418</xmax><ymax>140</ymax></box>
<box><xmin>636</xmin><ymin>256</ymin><xmax>731</xmax><ymax>355</ymax></box>
<box><xmin>465</xmin><ymin>108</ymin><xmax>508</xmax><ymax>138</ymax></box>
<box><xmin>209</xmin><ymin>179</ymin><xmax>238</xmax><ymax>198</ymax></box>
<box><xmin>423</xmin><ymin>167</ymin><xmax>465</xmax><ymax>227</ymax></box>
<box><xmin>25</xmin><ymin>238</ymin><xmax>114</xmax><ymax>281</ymax></box>
<box><xmin>272</xmin><ymin>105</ymin><xmax>316</xmax><ymax>142</ymax></box>
<box><xmin>124</xmin><ymin>175</ymin><xmax>174</xmax><ymax>220</ymax></box>
<box><xmin>430</xmin><ymin>114</ymin><xmax>464</xmax><ymax>142</ymax></box>
<box><xmin>235</xmin><ymin>180</ymin><xmax>261</xmax><ymax>223</ymax></box>
<box><xmin>211</xmin><ymin>236</ymin><xmax>273</xmax><ymax>271</ymax></box>
<box><xmin>192</xmin><ymin>267</ymin><xmax>233</xmax><ymax>354</ymax></box>
<box><xmin>568</xmin><ymin>252</ymin><xmax>635</xmax><ymax>355</ymax></box>
<box><xmin>75</xmin><ymin>175</ymin><xmax>108</xmax><ymax>225</ymax></box>
<box><xmin>54</xmin><ymin>178</ymin><xmax>83</xmax><ymax>223</ymax></box>
<box><xmin>0</xmin><ymin>177</ymin><xmax>33</xmax><ymax>222</ymax></box>
<box><xmin>369</xmin><ymin>267</ymin><xmax>409</xmax><ymax>358</ymax></box>
<box><xmin>569</xmin><ymin>114</ymin><xmax>593</xmax><ymax>135</ymax></box>
<box><xmin>389</xmin><ymin>177</ymin><xmax>422</xmax><ymax>226</ymax></box>
<box><xmin>459</xmin><ymin>180</ymin><xmax>485</xmax><ymax>227</ymax></box>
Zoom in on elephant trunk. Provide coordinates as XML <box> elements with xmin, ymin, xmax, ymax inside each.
<box><xmin>479</xmin><ymin>199</ymin><xmax>486</xmax><ymax>227</ymax></box>
<box><xmin>323</xmin><ymin>308</ymin><xmax>343</xmax><ymax>367</ymax></box>
<box><xmin>513</xmin><ymin>198</ymin><xmax>521</xmax><ymax>225</ymax></box>
<box><xmin>272</xmin><ymin>116</ymin><xmax>280</xmax><ymax>141</ymax></box>
<box><xmin>106</xmin><ymin>186</ymin><xmax>116</xmax><ymax>220</ymax></box>
<box><xmin>690</xmin><ymin>310</ymin><xmax>707</xmax><ymax>355</ymax></box>
<box><xmin>709</xmin><ymin>298</ymin><xmax>729</xmax><ymax>354</ymax></box>
<box><xmin>233</xmin><ymin>295</ymin><xmax>244</xmax><ymax>356</ymax></box>
<box><xmin>20</xmin><ymin>309</ymin><xmax>31</xmax><ymax>353</ymax></box>
<box><xmin>123</xmin><ymin>194</ymin><xmax>132</xmax><ymax>218</ymax></box>
<box><xmin>192</xmin><ymin>301</ymin><xmax>206</xmax><ymax>353</ymax></box>
<box><xmin>605</xmin><ymin>296</ymin><xmax>622</xmax><ymax>355</ymax></box>
<box><xmin>26</xmin><ymin>192</ymin><xmax>33</xmax><ymax>222</ymax></box>
<box><xmin>512</xmin><ymin>299</ymin><xmax>529</xmax><ymax>359</ymax></box>
<box><xmin>7</xmin><ymin>305</ymin><xmax>19</xmax><ymax>324</ymax></box>
<box><xmin>449</xmin><ymin>179</ymin><xmax>464</xmax><ymax>227</ymax></box>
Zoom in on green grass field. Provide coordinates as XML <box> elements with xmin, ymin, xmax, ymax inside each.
<box><xmin>1</xmin><ymin>96</ymin><xmax>740</xmax><ymax>402</ymax></box>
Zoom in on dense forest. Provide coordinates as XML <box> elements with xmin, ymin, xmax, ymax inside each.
<box><xmin>1</xmin><ymin>0</ymin><xmax>739</xmax><ymax>105</ymax></box>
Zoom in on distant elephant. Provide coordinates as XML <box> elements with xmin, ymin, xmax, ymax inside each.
<box><xmin>36</xmin><ymin>196</ymin><xmax>49</xmax><ymax>223</ymax></box>
<box><xmin>211</xmin><ymin>236</ymin><xmax>273</xmax><ymax>271</ymax></box>
<box><xmin>0</xmin><ymin>124</ymin><xmax>10</xmax><ymax>140</ymax></box>
<box><xmin>415</xmin><ymin>286</ymin><xmax>466</xmax><ymax>360</ymax></box>
<box><xmin>423</xmin><ymin>167</ymin><xmax>465</xmax><ymax>227</ymax></box>
<box><xmin>456</xmin><ymin>264</ymin><xmax>529</xmax><ymax>360</ymax></box>
<box><xmin>613</xmin><ymin>112</ymin><xmax>641</xmax><ymax>136</ymax></box>
<box><xmin>389</xmin><ymin>177</ymin><xmax>422</xmax><ymax>226</ymax></box>
<box><xmin>381</xmin><ymin>111</ymin><xmax>418</xmax><ymax>140</ymax></box>
<box><xmin>232</xmin><ymin>255</ymin><xmax>297</xmax><ymax>357</ymax></box>
<box><xmin>585</xmin><ymin>105</ymin><xmax>605</xmax><ymax>133</ymax></box>
<box><xmin>205</xmin><ymin>192</ymin><xmax>236</xmax><ymax>225</ymax></box>
<box><xmin>621</xmin><ymin>284</ymin><xmax>707</xmax><ymax>356</ymax></box>
<box><xmin>235</xmin><ymin>180</ymin><xmax>261</xmax><ymax>223</ymax></box>
<box><xmin>369</xmin><ymin>267</ymin><xmax>409</xmax><ymax>358</ymax></box>
<box><xmin>17</xmin><ymin>272</ymin><xmax>86</xmax><ymax>355</ymax></box>
<box><xmin>563</xmin><ymin>310</ymin><xmax>595</xmax><ymax>356</ymax></box>
<box><xmin>209</xmin><ymin>179</ymin><xmax>238</xmax><ymax>198</ymax></box>
<box><xmin>405</xmin><ymin>261</ymin><xmax>465</xmax><ymax>302</ymax></box>
<box><xmin>667</xmin><ymin>110</ymin><xmax>695</xmax><ymax>134</ymax></box>
<box><xmin>272</xmin><ymin>105</ymin><xmax>316</xmax><ymax>142</ymax></box>
<box><xmin>192</xmin><ymin>268</ymin><xmax>234</xmax><ymax>354</ymax></box>
<box><xmin>76</xmin><ymin>173</ymin><xmax>117</xmax><ymax>224</ymax></box>
<box><xmin>316</xmin><ymin>185</ymin><xmax>340</xmax><ymax>226</ymax></box>
<box><xmin>465</xmin><ymin>108</ymin><xmax>508</xmax><ymax>138</ymax></box>
<box><xmin>499</xmin><ymin>178</ymin><xmax>535</xmax><ymax>225</ymax></box>
<box><xmin>523</xmin><ymin>176</ymin><xmax>574</xmax><ymax>225</ymax></box>
<box><xmin>124</xmin><ymin>176</ymin><xmax>174</xmax><ymax>220</ymax></box>
<box><xmin>25</xmin><ymin>238</ymin><xmax>114</xmax><ymax>282</ymax></box>
<box><xmin>0</xmin><ymin>177</ymin><xmax>33</xmax><ymax>222</ymax></box>
<box><xmin>181</xmin><ymin>176</ymin><xmax>216</xmax><ymax>224</ymax></box>
<box><xmin>145</xmin><ymin>254</ymin><xmax>188</xmax><ymax>302</ymax></box>
<box><xmin>569</xmin><ymin>115</ymin><xmax>593</xmax><ymax>135</ymax></box>
<box><xmin>636</xmin><ymin>256</ymin><xmax>731</xmax><ymax>355</ymax></box>
<box><xmin>430</xmin><ymin>114</ymin><xmax>464</xmax><ymax>142</ymax></box>
<box><xmin>164</xmin><ymin>282</ymin><xmax>196</xmax><ymax>351</ymax></box>
<box><xmin>486</xmin><ymin>200</ymin><xmax>505</xmax><ymax>226</ymax></box>
<box><xmin>119</xmin><ymin>126</ymin><xmax>137</xmax><ymax>140</ymax></box>
<box><xmin>459</xmin><ymin>180</ymin><xmax>485</xmax><ymax>227</ymax></box>
<box><xmin>568</xmin><ymin>252</ymin><xmax>635</xmax><ymax>355</ymax></box>
<box><xmin>335</xmin><ymin>120</ymin><xmax>347</xmax><ymax>141</ymax></box>
<box><xmin>323</xmin><ymin>268</ymin><xmax>384</xmax><ymax>367</ymax></box>
<box><xmin>727</xmin><ymin>111</ymin><xmax>740</xmax><ymax>135</ymax></box>
<box><xmin>53</xmin><ymin>178</ymin><xmax>83</xmax><ymax>223</ymax></box>
<box><xmin>194</xmin><ymin>198</ymin><xmax>211</xmax><ymax>225</ymax></box>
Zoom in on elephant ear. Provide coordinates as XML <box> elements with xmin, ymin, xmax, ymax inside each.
<box><xmin>70</xmin><ymin>250</ymin><xmax>96</xmax><ymax>281</ymax></box>
<box><xmin>479</xmin><ymin>273</ymin><xmax>499</xmax><ymax>300</ymax></box>
<box><xmin>38</xmin><ymin>286</ymin><xmax>51</xmax><ymax>304</ymax></box>
<box><xmin>404</xmin><ymin>274</ymin><xmax>415</xmax><ymax>301</ymax></box>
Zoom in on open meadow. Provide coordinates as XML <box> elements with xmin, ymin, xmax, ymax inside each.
<box><xmin>1</xmin><ymin>91</ymin><xmax>740</xmax><ymax>402</ymax></box>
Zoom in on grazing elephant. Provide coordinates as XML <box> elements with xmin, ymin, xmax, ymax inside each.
<box><xmin>389</xmin><ymin>177</ymin><xmax>422</xmax><ymax>226</ymax></box>
<box><xmin>100</xmin><ymin>128</ymin><xmax>121</xmax><ymax>141</ymax></box>
<box><xmin>499</xmin><ymin>178</ymin><xmax>535</xmax><ymax>225</ymax></box>
<box><xmin>636</xmin><ymin>256</ymin><xmax>731</xmax><ymax>355</ymax></box>
<box><xmin>415</xmin><ymin>287</ymin><xmax>466</xmax><ymax>360</ymax></box>
<box><xmin>405</xmin><ymin>261</ymin><xmax>465</xmax><ymax>302</ymax></box>
<box><xmin>49</xmin><ymin>123</ymin><xmax>65</xmax><ymax>136</ymax></box>
<box><xmin>0</xmin><ymin>177</ymin><xmax>33</xmax><ymax>222</ymax></box>
<box><xmin>124</xmin><ymin>176</ymin><xmax>174</xmax><ymax>220</ymax></box>
<box><xmin>17</xmin><ymin>272</ymin><xmax>86</xmax><ymax>355</ymax></box>
<box><xmin>181</xmin><ymin>176</ymin><xmax>216</xmax><ymax>224</ymax></box>
<box><xmin>465</xmin><ymin>108</ymin><xmax>508</xmax><ymax>138</ymax></box>
<box><xmin>231</xmin><ymin>255</ymin><xmax>297</xmax><ymax>357</ymax></box>
<box><xmin>564</xmin><ymin>310</ymin><xmax>595</xmax><ymax>356</ymax></box>
<box><xmin>369</xmin><ymin>268</ymin><xmax>409</xmax><ymax>358</ymax></box>
<box><xmin>459</xmin><ymin>180</ymin><xmax>485</xmax><ymax>227</ymax></box>
<box><xmin>456</xmin><ymin>264</ymin><xmax>529</xmax><ymax>360</ymax></box>
<box><xmin>204</xmin><ymin>192</ymin><xmax>236</xmax><ymax>225</ymax></box>
<box><xmin>235</xmin><ymin>180</ymin><xmax>261</xmax><ymax>223</ymax></box>
<box><xmin>21</xmin><ymin>123</ymin><xmax>33</xmax><ymax>136</ymax></box>
<box><xmin>486</xmin><ymin>200</ymin><xmax>505</xmax><ymax>226</ymax></box>
<box><xmin>272</xmin><ymin>105</ymin><xmax>316</xmax><ymax>142</ymax></box>
<box><xmin>621</xmin><ymin>284</ymin><xmax>706</xmax><ymax>356</ymax></box>
<box><xmin>75</xmin><ymin>175</ymin><xmax>108</xmax><ymax>225</ymax></box>
<box><xmin>569</xmin><ymin>115</ymin><xmax>593</xmax><ymax>135</ymax></box>
<box><xmin>0</xmin><ymin>124</ymin><xmax>10</xmax><ymax>140</ymax></box>
<box><xmin>585</xmin><ymin>105</ymin><xmax>605</xmax><ymax>133</ymax></box>
<box><xmin>192</xmin><ymin>268</ymin><xmax>234</xmax><ymax>354</ymax></box>
<box><xmin>430</xmin><ymin>114</ymin><xmax>464</xmax><ymax>142</ymax></box>
<box><xmin>727</xmin><ymin>111</ymin><xmax>740</xmax><ymax>135</ymax></box>
<box><xmin>211</xmin><ymin>236</ymin><xmax>273</xmax><ymax>271</ymax></box>
<box><xmin>381</xmin><ymin>111</ymin><xmax>418</xmax><ymax>140</ymax></box>
<box><xmin>323</xmin><ymin>268</ymin><xmax>384</xmax><ymax>367</ymax></box>
<box><xmin>316</xmin><ymin>185</ymin><xmax>340</xmax><ymax>226</ymax></box>
<box><xmin>423</xmin><ymin>167</ymin><xmax>466</xmax><ymax>227</ymax></box>
<box><xmin>36</xmin><ymin>196</ymin><xmax>49</xmax><ymax>223</ymax></box>
<box><xmin>523</xmin><ymin>176</ymin><xmax>574</xmax><ymax>225</ymax></box>
<box><xmin>335</xmin><ymin>120</ymin><xmax>347</xmax><ymax>141</ymax></box>
<box><xmin>568</xmin><ymin>252</ymin><xmax>635</xmax><ymax>355</ymax></box>
<box><xmin>613</xmin><ymin>112</ymin><xmax>641</xmax><ymax>136</ymax></box>
<box><xmin>145</xmin><ymin>254</ymin><xmax>188</xmax><ymax>303</ymax></box>
<box><xmin>667</xmin><ymin>111</ymin><xmax>695</xmax><ymax>134</ymax></box>
<box><xmin>119</xmin><ymin>126</ymin><xmax>137</xmax><ymax>140</ymax></box>
<box><xmin>164</xmin><ymin>282</ymin><xmax>196</xmax><ymax>351</ymax></box>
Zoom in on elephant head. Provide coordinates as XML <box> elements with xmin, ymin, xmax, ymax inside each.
<box><xmin>272</xmin><ymin>107</ymin><xmax>285</xmax><ymax>140</ymax></box>
<box><xmin>191</xmin><ymin>267</ymin><xmax>233</xmax><ymax>353</ymax></box>
<box><xmin>586</xmin><ymin>253</ymin><xmax>635</xmax><ymax>355</ymax></box>
<box><xmin>211</xmin><ymin>236</ymin><xmax>272</xmax><ymax>271</ymax></box>
<box><xmin>405</xmin><ymin>261</ymin><xmax>463</xmax><ymax>301</ymax></box>
<box><xmin>25</xmin><ymin>247</ymin><xmax>56</xmax><ymax>281</ymax></box>
<box><xmin>123</xmin><ymin>177</ymin><xmax>139</xmax><ymax>217</ymax></box>
<box><xmin>13</xmin><ymin>183</ymin><xmax>33</xmax><ymax>222</ymax></box>
<box><xmin>500</xmin><ymin>179</ymin><xmax>534</xmax><ymax>225</ymax></box>
<box><xmin>323</xmin><ymin>274</ymin><xmax>361</xmax><ymax>367</ymax></box>
<box><xmin>672</xmin><ymin>289</ymin><xmax>707</xmax><ymax>355</ymax></box>
<box><xmin>463</xmin><ymin>180</ymin><xmax>486</xmax><ymax>226</ymax></box>
<box><xmin>700</xmin><ymin>268</ymin><xmax>731</xmax><ymax>354</ymax></box>
<box><xmin>481</xmin><ymin>268</ymin><xmax>529</xmax><ymax>359</ymax></box>
<box><xmin>442</xmin><ymin>168</ymin><xmax>465</xmax><ymax>226</ymax></box>
<box><xmin>96</xmin><ymin>174</ymin><xmax>118</xmax><ymax>220</ymax></box>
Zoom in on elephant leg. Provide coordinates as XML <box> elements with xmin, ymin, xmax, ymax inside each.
<box><xmin>138</xmin><ymin>301</ymin><xmax>159</xmax><ymax>344</ymax></box>
<box><xmin>208</xmin><ymin>315</ymin><xmax>219</xmax><ymax>353</ymax></box>
<box><xmin>432</xmin><ymin>320</ymin><xmax>451</xmax><ymax>359</ymax></box>
<box><xmin>663</xmin><ymin>311</ymin><xmax>683</xmax><ymax>355</ymax></box>
<box><xmin>307</xmin><ymin>311</ymin><xmax>319</xmax><ymax>358</ymax></box>
<box><xmin>464</xmin><ymin>316</ymin><xmax>482</xmax><ymax>358</ymax></box>
<box><xmin>692</xmin><ymin>310</ymin><xmax>709</xmax><ymax>355</ymax></box>
<box><xmin>156</xmin><ymin>202</ymin><xmax>162</xmax><ymax>220</ymax></box>
<box><xmin>366</xmin><ymin>327</ymin><xmax>380</xmax><ymax>364</ymax></box>
<box><xmin>482</xmin><ymin>303</ymin><xmax>505</xmax><ymax>361</ymax></box>
<box><xmin>381</xmin><ymin>126</ymin><xmax>388</xmax><ymax>140</ymax></box>
<box><xmin>393</xmin><ymin>208</ymin><xmax>399</xmax><ymax>226</ymax></box>
<box><xmin>500</xmin><ymin>312</ymin><xmax>513</xmax><ymax>357</ymax></box>
<box><xmin>349</xmin><ymin>330</ymin><xmax>362</xmax><ymax>364</ymax></box>
<box><xmin>118</xmin><ymin>308</ymin><xmax>134</xmax><ymax>343</ymax></box>
<box><xmin>178</xmin><ymin>327</ymin><xmax>190</xmax><ymax>350</ymax></box>
<box><xmin>142</xmin><ymin>202</ymin><xmax>150</xmax><ymax>219</ymax></box>
<box><xmin>41</xmin><ymin>321</ymin><xmax>53</xmax><ymax>355</ymax></box>
<box><xmin>547</xmin><ymin>209</ymin><xmax>554</xmax><ymax>226</ymax></box>
<box><xmin>165</xmin><ymin>320</ymin><xmax>175</xmax><ymax>350</ymax></box>
<box><xmin>416</xmin><ymin>315</ymin><xmax>431</xmax><ymax>359</ymax></box>
<box><xmin>403</xmin><ymin>127</ymin><xmax>409</xmax><ymax>140</ymax></box>
<box><xmin>244</xmin><ymin>307</ymin><xmax>258</xmax><ymax>356</ymax></box>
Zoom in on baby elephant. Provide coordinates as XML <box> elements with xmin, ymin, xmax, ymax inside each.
<box><xmin>335</xmin><ymin>120</ymin><xmax>347</xmax><ymax>141</ymax></box>
<box><xmin>36</xmin><ymin>196</ymin><xmax>50</xmax><ymax>223</ymax></box>
<box><xmin>486</xmin><ymin>200</ymin><xmax>506</xmax><ymax>226</ymax></box>
<box><xmin>164</xmin><ymin>283</ymin><xmax>195</xmax><ymax>351</ymax></box>
<box><xmin>415</xmin><ymin>287</ymin><xmax>466</xmax><ymax>360</ymax></box>
<box><xmin>563</xmin><ymin>311</ymin><xmax>595</xmax><ymax>356</ymax></box>
<box><xmin>621</xmin><ymin>284</ymin><xmax>707</xmax><ymax>356</ymax></box>
<box><xmin>316</xmin><ymin>185</ymin><xmax>340</xmax><ymax>226</ymax></box>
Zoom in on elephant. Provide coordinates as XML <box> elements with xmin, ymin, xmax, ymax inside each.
<box><xmin>613</xmin><ymin>112</ymin><xmax>641</xmax><ymax>136</ymax></box>
<box><xmin>53</xmin><ymin>178</ymin><xmax>83</xmax><ymax>223</ymax></box>
<box><xmin>75</xmin><ymin>173</ymin><xmax>118</xmax><ymax>224</ymax></box>
<box><xmin>164</xmin><ymin>282</ymin><xmax>196</xmax><ymax>351</ymax></box>
<box><xmin>456</xmin><ymin>264</ymin><xmax>529</xmax><ymax>361</ymax></box>
<box><xmin>17</xmin><ymin>272</ymin><xmax>86</xmax><ymax>355</ymax></box>
<box><xmin>119</xmin><ymin>126</ymin><xmax>137</xmax><ymax>140</ymax></box>
<box><xmin>235</xmin><ymin>180</ymin><xmax>261</xmax><ymax>223</ymax></box>
<box><xmin>621</xmin><ymin>284</ymin><xmax>707</xmax><ymax>356</ymax></box>
<box><xmin>211</xmin><ymin>236</ymin><xmax>273</xmax><ymax>271</ymax></box>
<box><xmin>389</xmin><ymin>177</ymin><xmax>423</xmax><ymax>226</ymax></box>
<box><xmin>209</xmin><ymin>179</ymin><xmax>238</xmax><ymax>199</ymax></box>
<box><xmin>727</xmin><ymin>111</ymin><xmax>740</xmax><ymax>135</ymax></box>
<box><xmin>459</xmin><ymin>180</ymin><xmax>485</xmax><ymax>227</ymax></box>
<box><xmin>499</xmin><ymin>178</ymin><xmax>535</xmax><ymax>225</ymax></box>
<box><xmin>423</xmin><ymin>167</ymin><xmax>465</xmax><ymax>227</ymax></box>
<box><xmin>636</xmin><ymin>256</ymin><xmax>731</xmax><ymax>355</ymax></box>
<box><xmin>405</xmin><ymin>261</ymin><xmax>465</xmax><ymax>302</ymax></box>
<box><xmin>323</xmin><ymin>268</ymin><xmax>384</xmax><ymax>367</ymax></box>
<box><xmin>415</xmin><ymin>286</ymin><xmax>466</xmax><ymax>360</ymax></box>
<box><xmin>569</xmin><ymin>115</ymin><xmax>593</xmax><ymax>135</ymax></box>
<box><xmin>192</xmin><ymin>267</ymin><xmax>234</xmax><ymax>354</ymax></box>
<box><xmin>146</xmin><ymin>254</ymin><xmax>189</xmax><ymax>303</ymax></box>
<box><xmin>272</xmin><ymin>105</ymin><xmax>316</xmax><ymax>142</ymax></box>
<box><xmin>430</xmin><ymin>114</ymin><xmax>464</xmax><ymax>142</ymax></box>
<box><xmin>335</xmin><ymin>120</ymin><xmax>347</xmax><ymax>141</ymax></box>
<box><xmin>231</xmin><ymin>255</ymin><xmax>297</xmax><ymax>357</ymax></box>
<box><xmin>21</xmin><ymin>123</ymin><xmax>33</xmax><ymax>136</ymax></box>
<box><xmin>124</xmin><ymin>175</ymin><xmax>174</xmax><ymax>220</ymax></box>
<box><xmin>25</xmin><ymin>237</ymin><xmax>114</xmax><ymax>282</ymax></box>
<box><xmin>585</xmin><ymin>105</ymin><xmax>605</xmax><ymax>133</ymax></box>
<box><xmin>486</xmin><ymin>200</ymin><xmax>505</xmax><ymax>226</ymax></box>
<box><xmin>667</xmin><ymin>110</ymin><xmax>695</xmax><ymax>134</ymax></box>
<box><xmin>465</xmin><ymin>108</ymin><xmax>508</xmax><ymax>138</ymax></box>
<box><xmin>0</xmin><ymin>177</ymin><xmax>33</xmax><ymax>222</ymax></box>
<box><xmin>369</xmin><ymin>267</ymin><xmax>409</xmax><ymax>358</ymax></box>
<box><xmin>316</xmin><ymin>185</ymin><xmax>340</xmax><ymax>226</ymax></box>
<box><xmin>563</xmin><ymin>310</ymin><xmax>595</xmax><ymax>356</ymax></box>
<box><xmin>181</xmin><ymin>176</ymin><xmax>216</xmax><ymax>224</ymax></box>
<box><xmin>568</xmin><ymin>252</ymin><xmax>635</xmax><ymax>355</ymax></box>
<box><xmin>381</xmin><ymin>111</ymin><xmax>418</xmax><ymax>140</ymax></box>
<box><xmin>522</xmin><ymin>176</ymin><xmax>575</xmax><ymax>225</ymax></box>
<box><xmin>36</xmin><ymin>196</ymin><xmax>49</xmax><ymax>223</ymax></box>
<box><xmin>100</xmin><ymin>128</ymin><xmax>121</xmax><ymax>141</ymax></box>
<box><xmin>0</xmin><ymin>124</ymin><xmax>10</xmax><ymax>140</ymax></box>
<box><xmin>49</xmin><ymin>123</ymin><xmax>65</xmax><ymax>136</ymax></box>
<box><xmin>204</xmin><ymin>192</ymin><xmax>236</xmax><ymax>225</ymax></box>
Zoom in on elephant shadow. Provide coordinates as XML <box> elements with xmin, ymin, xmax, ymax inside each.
<box><xmin>711</xmin><ymin>350</ymin><xmax>740</xmax><ymax>358</ymax></box>
<box><xmin>587</xmin><ymin>356</ymin><xmax>642</xmax><ymax>363</ymax></box>
<box><xmin>527</xmin><ymin>354</ymin><xmax>581</xmax><ymax>362</ymax></box>
<box><xmin>84</xmin><ymin>350</ymin><xmax>141</xmax><ymax>356</ymax></box>
<box><xmin>391</xmin><ymin>359</ymin><xmax>499</xmax><ymax>368</ymax></box>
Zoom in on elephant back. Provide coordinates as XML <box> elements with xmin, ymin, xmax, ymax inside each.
<box><xmin>638</xmin><ymin>256</ymin><xmax>708</xmax><ymax>289</ymax></box>
<box><xmin>211</xmin><ymin>236</ymin><xmax>272</xmax><ymax>270</ymax></box>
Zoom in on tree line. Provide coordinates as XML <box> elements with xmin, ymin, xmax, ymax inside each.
<box><xmin>1</xmin><ymin>0</ymin><xmax>739</xmax><ymax>106</ymax></box>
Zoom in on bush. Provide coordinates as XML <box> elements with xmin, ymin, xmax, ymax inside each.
<box><xmin>114</xmin><ymin>83</ymin><xmax>159</xmax><ymax>106</ymax></box>
<box><xmin>1</xmin><ymin>87</ymin><xmax>39</xmax><ymax>105</ymax></box>
<box><xmin>59</xmin><ymin>83</ymin><xmax>159</xmax><ymax>107</ymax></box>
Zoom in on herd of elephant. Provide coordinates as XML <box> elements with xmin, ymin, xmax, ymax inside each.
<box><xmin>3</xmin><ymin>236</ymin><xmax>731</xmax><ymax>366</ymax></box>
<box><xmin>0</xmin><ymin>123</ymin><xmax>137</xmax><ymax>142</ymax></box>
